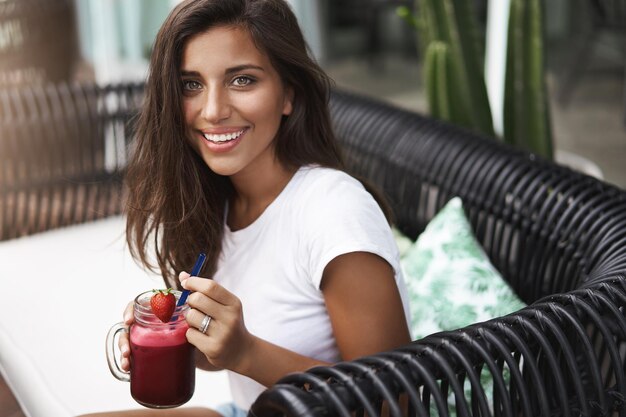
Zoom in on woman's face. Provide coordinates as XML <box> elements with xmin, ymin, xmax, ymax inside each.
<box><xmin>180</xmin><ymin>25</ymin><xmax>293</xmax><ymax>179</ymax></box>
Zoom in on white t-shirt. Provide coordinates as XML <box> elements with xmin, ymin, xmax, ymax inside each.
<box><xmin>213</xmin><ymin>165</ymin><xmax>411</xmax><ymax>410</ymax></box>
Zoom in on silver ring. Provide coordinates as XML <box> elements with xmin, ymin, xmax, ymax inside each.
<box><xmin>199</xmin><ymin>314</ymin><xmax>211</xmax><ymax>334</ymax></box>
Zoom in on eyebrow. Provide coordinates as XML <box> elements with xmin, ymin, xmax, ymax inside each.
<box><xmin>180</xmin><ymin>64</ymin><xmax>265</xmax><ymax>77</ymax></box>
<box><xmin>225</xmin><ymin>64</ymin><xmax>265</xmax><ymax>74</ymax></box>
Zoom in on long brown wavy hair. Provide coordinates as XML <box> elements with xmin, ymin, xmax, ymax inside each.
<box><xmin>126</xmin><ymin>0</ymin><xmax>388</xmax><ymax>287</ymax></box>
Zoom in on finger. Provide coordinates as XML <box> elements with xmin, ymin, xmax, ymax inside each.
<box><xmin>118</xmin><ymin>331</ymin><xmax>131</xmax><ymax>359</ymax></box>
<box><xmin>117</xmin><ymin>327</ymin><xmax>131</xmax><ymax>372</ymax></box>
<box><xmin>123</xmin><ymin>301</ymin><xmax>134</xmax><ymax>325</ymax></box>
<box><xmin>179</xmin><ymin>270</ymin><xmax>191</xmax><ymax>283</ymax></box>
<box><xmin>121</xmin><ymin>357</ymin><xmax>130</xmax><ymax>372</ymax></box>
<box><xmin>181</xmin><ymin>277</ymin><xmax>234</xmax><ymax>305</ymax></box>
<box><xmin>186</xmin><ymin>326</ymin><xmax>212</xmax><ymax>347</ymax></box>
<box><xmin>186</xmin><ymin>308</ymin><xmax>215</xmax><ymax>334</ymax></box>
<box><xmin>186</xmin><ymin>290</ymin><xmax>223</xmax><ymax>318</ymax></box>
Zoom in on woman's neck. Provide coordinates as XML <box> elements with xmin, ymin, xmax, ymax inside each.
<box><xmin>227</xmin><ymin>161</ymin><xmax>298</xmax><ymax>231</ymax></box>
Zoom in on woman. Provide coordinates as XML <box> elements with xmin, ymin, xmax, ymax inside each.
<box><xmin>87</xmin><ymin>0</ymin><xmax>411</xmax><ymax>416</ymax></box>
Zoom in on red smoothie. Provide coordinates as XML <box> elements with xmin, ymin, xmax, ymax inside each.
<box><xmin>129</xmin><ymin>321</ymin><xmax>195</xmax><ymax>408</ymax></box>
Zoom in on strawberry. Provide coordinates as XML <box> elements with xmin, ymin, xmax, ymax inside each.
<box><xmin>150</xmin><ymin>288</ymin><xmax>176</xmax><ymax>323</ymax></box>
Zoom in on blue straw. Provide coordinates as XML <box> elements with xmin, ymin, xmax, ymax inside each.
<box><xmin>177</xmin><ymin>252</ymin><xmax>206</xmax><ymax>307</ymax></box>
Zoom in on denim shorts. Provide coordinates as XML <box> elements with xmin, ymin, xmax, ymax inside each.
<box><xmin>215</xmin><ymin>402</ymin><xmax>248</xmax><ymax>417</ymax></box>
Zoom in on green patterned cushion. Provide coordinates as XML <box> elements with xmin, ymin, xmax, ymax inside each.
<box><xmin>396</xmin><ymin>197</ymin><xmax>526</xmax><ymax>415</ymax></box>
<box><xmin>400</xmin><ymin>197</ymin><xmax>525</xmax><ymax>339</ymax></box>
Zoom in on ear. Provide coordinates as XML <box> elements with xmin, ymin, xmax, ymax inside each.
<box><xmin>282</xmin><ymin>86</ymin><xmax>294</xmax><ymax>116</ymax></box>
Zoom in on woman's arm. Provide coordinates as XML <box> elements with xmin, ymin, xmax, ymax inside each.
<box><xmin>181</xmin><ymin>252</ymin><xmax>410</xmax><ymax>387</ymax></box>
<box><xmin>237</xmin><ymin>251</ymin><xmax>410</xmax><ymax>386</ymax></box>
<box><xmin>320</xmin><ymin>251</ymin><xmax>411</xmax><ymax>360</ymax></box>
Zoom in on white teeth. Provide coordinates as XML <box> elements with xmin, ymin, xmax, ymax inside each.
<box><xmin>203</xmin><ymin>129</ymin><xmax>245</xmax><ymax>143</ymax></box>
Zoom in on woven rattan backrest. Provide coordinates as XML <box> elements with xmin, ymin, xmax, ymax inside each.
<box><xmin>0</xmin><ymin>82</ymin><xmax>143</xmax><ymax>240</ymax></box>
<box><xmin>330</xmin><ymin>89</ymin><xmax>626</xmax><ymax>302</ymax></box>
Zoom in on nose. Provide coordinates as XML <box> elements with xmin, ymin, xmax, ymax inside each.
<box><xmin>200</xmin><ymin>87</ymin><xmax>231</xmax><ymax>123</ymax></box>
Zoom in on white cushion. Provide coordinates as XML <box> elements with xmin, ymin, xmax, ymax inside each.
<box><xmin>0</xmin><ymin>217</ymin><xmax>231</xmax><ymax>417</ymax></box>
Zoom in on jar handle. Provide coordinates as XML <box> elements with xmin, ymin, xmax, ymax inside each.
<box><xmin>106</xmin><ymin>322</ymin><xmax>130</xmax><ymax>382</ymax></box>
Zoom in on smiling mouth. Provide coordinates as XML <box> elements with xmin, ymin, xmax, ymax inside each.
<box><xmin>202</xmin><ymin>129</ymin><xmax>246</xmax><ymax>144</ymax></box>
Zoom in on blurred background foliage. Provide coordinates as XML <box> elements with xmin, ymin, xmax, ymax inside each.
<box><xmin>400</xmin><ymin>0</ymin><xmax>553</xmax><ymax>159</ymax></box>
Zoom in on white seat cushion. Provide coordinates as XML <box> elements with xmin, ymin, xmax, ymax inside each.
<box><xmin>0</xmin><ymin>217</ymin><xmax>231</xmax><ymax>417</ymax></box>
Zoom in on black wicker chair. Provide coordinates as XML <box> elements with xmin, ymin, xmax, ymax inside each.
<box><xmin>250</xmin><ymin>90</ymin><xmax>626</xmax><ymax>417</ymax></box>
<box><xmin>1</xmin><ymin>83</ymin><xmax>624</xmax><ymax>417</ymax></box>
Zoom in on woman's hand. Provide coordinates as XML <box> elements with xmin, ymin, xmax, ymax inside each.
<box><xmin>118</xmin><ymin>301</ymin><xmax>134</xmax><ymax>372</ymax></box>
<box><xmin>179</xmin><ymin>272</ymin><xmax>255</xmax><ymax>374</ymax></box>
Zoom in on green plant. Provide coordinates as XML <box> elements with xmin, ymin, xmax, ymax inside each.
<box><xmin>504</xmin><ymin>0</ymin><xmax>553</xmax><ymax>159</ymax></box>
<box><xmin>399</xmin><ymin>0</ymin><xmax>553</xmax><ymax>160</ymax></box>
<box><xmin>401</xmin><ymin>0</ymin><xmax>494</xmax><ymax>137</ymax></box>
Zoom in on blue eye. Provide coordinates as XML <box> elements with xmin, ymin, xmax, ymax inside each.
<box><xmin>182</xmin><ymin>80</ymin><xmax>202</xmax><ymax>91</ymax></box>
